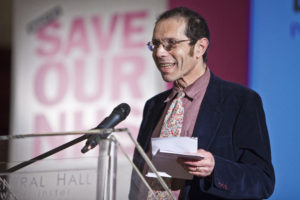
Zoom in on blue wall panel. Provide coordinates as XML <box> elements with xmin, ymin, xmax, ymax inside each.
<box><xmin>250</xmin><ymin>0</ymin><xmax>300</xmax><ymax>198</ymax></box>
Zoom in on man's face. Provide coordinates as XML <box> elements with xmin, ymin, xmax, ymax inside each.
<box><xmin>152</xmin><ymin>17</ymin><xmax>201</xmax><ymax>84</ymax></box>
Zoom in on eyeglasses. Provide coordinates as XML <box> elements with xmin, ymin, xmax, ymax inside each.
<box><xmin>147</xmin><ymin>39</ymin><xmax>190</xmax><ymax>51</ymax></box>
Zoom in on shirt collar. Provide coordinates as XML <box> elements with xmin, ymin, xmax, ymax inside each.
<box><xmin>164</xmin><ymin>67</ymin><xmax>210</xmax><ymax>103</ymax></box>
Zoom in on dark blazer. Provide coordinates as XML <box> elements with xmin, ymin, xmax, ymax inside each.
<box><xmin>134</xmin><ymin>72</ymin><xmax>275</xmax><ymax>200</ymax></box>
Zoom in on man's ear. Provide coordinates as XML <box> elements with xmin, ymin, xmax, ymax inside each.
<box><xmin>195</xmin><ymin>38</ymin><xmax>209</xmax><ymax>59</ymax></box>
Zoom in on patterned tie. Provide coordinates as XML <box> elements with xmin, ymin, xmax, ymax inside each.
<box><xmin>147</xmin><ymin>90</ymin><xmax>185</xmax><ymax>200</ymax></box>
<box><xmin>160</xmin><ymin>90</ymin><xmax>185</xmax><ymax>138</ymax></box>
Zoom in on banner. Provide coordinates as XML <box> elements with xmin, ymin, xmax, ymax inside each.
<box><xmin>11</xmin><ymin>0</ymin><xmax>166</xmax><ymax>159</ymax></box>
<box><xmin>9</xmin><ymin>0</ymin><xmax>167</xmax><ymax>199</ymax></box>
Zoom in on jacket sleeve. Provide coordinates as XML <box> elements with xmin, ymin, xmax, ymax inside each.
<box><xmin>197</xmin><ymin>92</ymin><xmax>275</xmax><ymax>199</ymax></box>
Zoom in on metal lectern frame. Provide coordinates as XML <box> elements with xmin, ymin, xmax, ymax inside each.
<box><xmin>96</xmin><ymin>128</ymin><xmax>175</xmax><ymax>200</ymax></box>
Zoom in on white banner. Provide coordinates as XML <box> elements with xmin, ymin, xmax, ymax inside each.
<box><xmin>11</xmin><ymin>0</ymin><xmax>166</xmax><ymax>159</ymax></box>
<box><xmin>9</xmin><ymin>0</ymin><xmax>167</xmax><ymax>199</ymax></box>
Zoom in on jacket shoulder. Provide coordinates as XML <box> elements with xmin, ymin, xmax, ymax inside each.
<box><xmin>211</xmin><ymin>74</ymin><xmax>260</xmax><ymax>99</ymax></box>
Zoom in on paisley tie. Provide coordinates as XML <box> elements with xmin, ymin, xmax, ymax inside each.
<box><xmin>160</xmin><ymin>90</ymin><xmax>185</xmax><ymax>138</ymax></box>
<box><xmin>147</xmin><ymin>90</ymin><xmax>185</xmax><ymax>200</ymax></box>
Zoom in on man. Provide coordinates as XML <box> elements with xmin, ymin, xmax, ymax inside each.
<box><xmin>133</xmin><ymin>7</ymin><xmax>275</xmax><ymax>200</ymax></box>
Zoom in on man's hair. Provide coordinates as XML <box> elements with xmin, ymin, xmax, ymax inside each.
<box><xmin>156</xmin><ymin>7</ymin><xmax>210</xmax><ymax>62</ymax></box>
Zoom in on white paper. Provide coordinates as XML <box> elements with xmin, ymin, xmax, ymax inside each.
<box><xmin>151</xmin><ymin>137</ymin><xmax>198</xmax><ymax>155</ymax></box>
<box><xmin>147</xmin><ymin>137</ymin><xmax>204</xmax><ymax>180</ymax></box>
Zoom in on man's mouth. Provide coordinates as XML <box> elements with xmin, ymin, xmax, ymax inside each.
<box><xmin>160</xmin><ymin>63</ymin><xmax>173</xmax><ymax>67</ymax></box>
<box><xmin>159</xmin><ymin>63</ymin><xmax>176</xmax><ymax>72</ymax></box>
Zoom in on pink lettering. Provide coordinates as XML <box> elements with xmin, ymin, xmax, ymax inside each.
<box><xmin>34</xmin><ymin>61</ymin><xmax>68</xmax><ymax>105</ymax></box>
<box><xmin>65</xmin><ymin>18</ymin><xmax>90</xmax><ymax>55</ymax></box>
<box><xmin>74</xmin><ymin>57</ymin><xmax>105</xmax><ymax>102</ymax></box>
<box><xmin>74</xmin><ymin>111</ymin><xmax>84</xmax><ymax>130</ymax></box>
<box><xmin>112</xmin><ymin>55</ymin><xmax>145</xmax><ymax>100</ymax></box>
<box><xmin>36</xmin><ymin>21</ymin><xmax>61</xmax><ymax>56</ymax></box>
<box><xmin>92</xmin><ymin>14</ymin><xmax>119</xmax><ymax>51</ymax></box>
<box><xmin>123</xmin><ymin>11</ymin><xmax>148</xmax><ymax>49</ymax></box>
<box><xmin>33</xmin><ymin>113</ymin><xmax>66</xmax><ymax>158</ymax></box>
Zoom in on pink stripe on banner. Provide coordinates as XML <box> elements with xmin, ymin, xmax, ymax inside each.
<box><xmin>168</xmin><ymin>0</ymin><xmax>250</xmax><ymax>86</ymax></box>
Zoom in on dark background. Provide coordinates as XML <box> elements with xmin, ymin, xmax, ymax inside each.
<box><xmin>0</xmin><ymin>0</ymin><xmax>12</xmax><ymax>170</ymax></box>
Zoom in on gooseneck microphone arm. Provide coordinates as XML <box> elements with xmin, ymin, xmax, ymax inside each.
<box><xmin>4</xmin><ymin>103</ymin><xmax>131</xmax><ymax>173</ymax></box>
<box><xmin>4</xmin><ymin>134</ymin><xmax>88</xmax><ymax>173</ymax></box>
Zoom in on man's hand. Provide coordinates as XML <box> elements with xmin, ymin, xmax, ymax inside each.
<box><xmin>177</xmin><ymin>149</ymin><xmax>215</xmax><ymax>177</ymax></box>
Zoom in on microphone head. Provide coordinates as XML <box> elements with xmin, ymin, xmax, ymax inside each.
<box><xmin>113</xmin><ymin>103</ymin><xmax>131</xmax><ymax>120</ymax></box>
<box><xmin>81</xmin><ymin>103</ymin><xmax>131</xmax><ymax>154</ymax></box>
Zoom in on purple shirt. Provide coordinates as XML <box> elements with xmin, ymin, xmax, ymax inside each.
<box><xmin>152</xmin><ymin>67</ymin><xmax>211</xmax><ymax>138</ymax></box>
<box><xmin>149</xmin><ymin>68</ymin><xmax>211</xmax><ymax>198</ymax></box>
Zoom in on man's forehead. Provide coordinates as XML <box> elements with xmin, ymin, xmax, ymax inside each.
<box><xmin>155</xmin><ymin>16</ymin><xmax>186</xmax><ymax>28</ymax></box>
<box><xmin>153</xmin><ymin>17</ymin><xmax>187</xmax><ymax>39</ymax></box>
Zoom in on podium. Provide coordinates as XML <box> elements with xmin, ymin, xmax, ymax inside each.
<box><xmin>0</xmin><ymin>128</ymin><xmax>175</xmax><ymax>200</ymax></box>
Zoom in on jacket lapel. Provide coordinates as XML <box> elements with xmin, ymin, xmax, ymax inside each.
<box><xmin>140</xmin><ymin>90</ymin><xmax>171</xmax><ymax>151</ymax></box>
<box><xmin>142</xmin><ymin>73</ymin><xmax>224</xmax><ymax>151</ymax></box>
<box><xmin>192</xmin><ymin>73</ymin><xmax>224</xmax><ymax>150</ymax></box>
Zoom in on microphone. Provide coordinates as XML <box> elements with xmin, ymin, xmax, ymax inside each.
<box><xmin>81</xmin><ymin>103</ymin><xmax>131</xmax><ymax>153</ymax></box>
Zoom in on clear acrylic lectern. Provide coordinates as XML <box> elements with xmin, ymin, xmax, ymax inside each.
<box><xmin>0</xmin><ymin>128</ymin><xmax>174</xmax><ymax>200</ymax></box>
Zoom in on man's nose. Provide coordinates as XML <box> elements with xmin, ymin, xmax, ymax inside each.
<box><xmin>154</xmin><ymin>44</ymin><xmax>168</xmax><ymax>57</ymax></box>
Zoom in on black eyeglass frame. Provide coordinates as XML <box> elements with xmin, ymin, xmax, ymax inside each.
<box><xmin>147</xmin><ymin>39</ymin><xmax>191</xmax><ymax>51</ymax></box>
